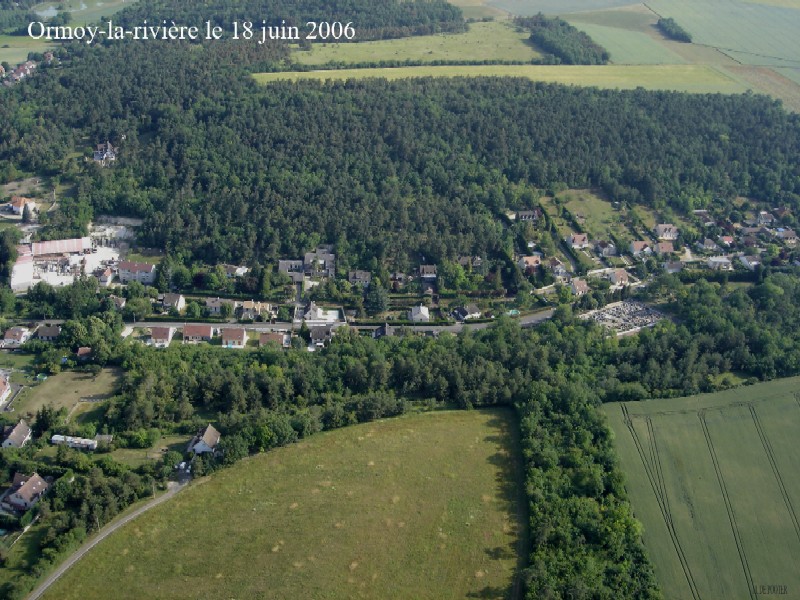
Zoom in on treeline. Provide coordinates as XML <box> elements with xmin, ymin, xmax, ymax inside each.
<box><xmin>113</xmin><ymin>0</ymin><xmax>466</xmax><ymax>42</ymax></box>
<box><xmin>0</xmin><ymin>8</ymin><xmax>36</xmax><ymax>32</ymax></box>
<box><xmin>515</xmin><ymin>14</ymin><xmax>609</xmax><ymax>65</ymax></box>
<box><xmin>3</xmin><ymin>44</ymin><xmax>800</xmax><ymax>269</ymax></box>
<box><xmin>657</xmin><ymin>17</ymin><xmax>692</xmax><ymax>43</ymax></box>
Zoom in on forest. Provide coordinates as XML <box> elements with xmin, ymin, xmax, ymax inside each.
<box><xmin>515</xmin><ymin>14</ymin><xmax>609</xmax><ymax>65</ymax></box>
<box><xmin>2</xmin><ymin>40</ymin><xmax>800</xmax><ymax>271</ymax></box>
<box><xmin>656</xmin><ymin>17</ymin><xmax>692</xmax><ymax>43</ymax></box>
<box><xmin>112</xmin><ymin>0</ymin><xmax>466</xmax><ymax>42</ymax></box>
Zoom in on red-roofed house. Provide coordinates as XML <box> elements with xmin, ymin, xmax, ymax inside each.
<box><xmin>149</xmin><ymin>327</ymin><xmax>175</xmax><ymax>348</ymax></box>
<box><xmin>9</xmin><ymin>196</ymin><xmax>35</xmax><ymax>215</ymax></box>
<box><xmin>118</xmin><ymin>261</ymin><xmax>156</xmax><ymax>284</ymax></box>
<box><xmin>221</xmin><ymin>328</ymin><xmax>248</xmax><ymax>348</ymax></box>
<box><xmin>183</xmin><ymin>324</ymin><xmax>215</xmax><ymax>343</ymax></box>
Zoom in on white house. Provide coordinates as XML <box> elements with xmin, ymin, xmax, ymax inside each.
<box><xmin>707</xmin><ymin>256</ymin><xmax>733</xmax><ymax>271</ymax></box>
<box><xmin>149</xmin><ymin>326</ymin><xmax>175</xmax><ymax>348</ymax></box>
<box><xmin>51</xmin><ymin>434</ymin><xmax>97</xmax><ymax>451</ymax></box>
<box><xmin>5</xmin><ymin>473</ymin><xmax>49</xmax><ymax>511</ymax></box>
<box><xmin>118</xmin><ymin>261</ymin><xmax>156</xmax><ymax>284</ymax></box>
<box><xmin>2</xmin><ymin>420</ymin><xmax>31</xmax><ymax>448</ymax></box>
<box><xmin>9</xmin><ymin>196</ymin><xmax>35</xmax><ymax>215</ymax></box>
<box><xmin>221</xmin><ymin>327</ymin><xmax>248</xmax><ymax>348</ymax></box>
<box><xmin>571</xmin><ymin>278</ymin><xmax>590</xmax><ymax>296</ymax></box>
<box><xmin>739</xmin><ymin>255</ymin><xmax>761</xmax><ymax>271</ymax></box>
<box><xmin>188</xmin><ymin>424</ymin><xmax>220</xmax><ymax>455</ymax></box>
<box><xmin>568</xmin><ymin>233</ymin><xmax>590</xmax><ymax>249</ymax></box>
<box><xmin>162</xmin><ymin>293</ymin><xmax>186</xmax><ymax>313</ymax></box>
<box><xmin>409</xmin><ymin>305</ymin><xmax>430</xmax><ymax>322</ymax></box>
<box><xmin>655</xmin><ymin>224</ymin><xmax>679</xmax><ymax>241</ymax></box>
<box><xmin>3</xmin><ymin>326</ymin><xmax>31</xmax><ymax>347</ymax></box>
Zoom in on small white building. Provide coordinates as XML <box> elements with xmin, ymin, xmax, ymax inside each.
<box><xmin>409</xmin><ymin>305</ymin><xmax>430</xmax><ymax>322</ymax></box>
<box><xmin>149</xmin><ymin>326</ymin><xmax>175</xmax><ymax>348</ymax></box>
<box><xmin>707</xmin><ymin>256</ymin><xmax>733</xmax><ymax>271</ymax></box>
<box><xmin>51</xmin><ymin>434</ymin><xmax>98</xmax><ymax>451</ymax></box>
<box><xmin>2</xmin><ymin>420</ymin><xmax>31</xmax><ymax>448</ymax></box>
<box><xmin>188</xmin><ymin>424</ymin><xmax>221</xmax><ymax>455</ymax></box>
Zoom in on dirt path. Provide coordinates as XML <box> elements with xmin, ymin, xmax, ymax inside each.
<box><xmin>27</xmin><ymin>481</ymin><xmax>187</xmax><ymax>600</ymax></box>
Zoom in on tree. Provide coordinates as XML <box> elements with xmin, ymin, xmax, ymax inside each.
<box><xmin>123</xmin><ymin>298</ymin><xmax>152</xmax><ymax>321</ymax></box>
<box><xmin>185</xmin><ymin>301</ymin><xmax>202</xmax><ymax>319</ymax></box>
<box><xmin>219</xmin><ymin>301</ymin><xmax>233</xmax><ymax>319</ymax></box>
<box><xmin>22</xmin><ymin>204</ymin><xmax>33</xmax><ymax>224</ymax></box>
<box><xmin>365</xmin><ymin>281</ymin><xmax>388</xmax><ymax>315</ymax></box>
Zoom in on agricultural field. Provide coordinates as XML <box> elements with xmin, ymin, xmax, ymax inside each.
<box><xmin>604</xmin><ymin>377</ymin><xmax>800</xmax><ymax>600</ymax></box>
<box><xmin>32</xmin><ymin>0</ymin><xmax>138</xmax><ymax>27</ymax></box>
<box><xmin>564</xmin><ymin>22</ymin><xmax>686</xmax><ymax>65</ymax></box>
<box><xmin>0</xmin><ymin>33</ymin><xmax>51</xmax><ymax>65</ymax></box>
<box><xmin>292</xmin><ymin>21</ymin><xmax>539</xmax><ymax>66</ymax></box>
<box><xmin>256</xmin><ymin>64</ymin><xmax>748</xmax><ymax>93</ymax></box>
<box><xmin>486</xmin><ymin>0</ymin><xmax>637</xmax><ymax>16</ymax></box>
<box><xmin>12</xmin><ymin>368</ymin><xmax>121</xmax><ymax>420</ymax></box>
<box><xmin>42</xmin><ymin>409</ymin><xmax>527</xmax><ymax>600</ymax></box>
<box><xmin>447</xmin><ymin>0</ymin><xmax>509</xmax><ymax>20</ymax></box>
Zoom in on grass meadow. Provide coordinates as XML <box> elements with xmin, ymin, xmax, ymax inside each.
<box><xmin>558</xmin><ymin>189</ymin><xmax>632</xmax><ymax>244</ymax></box>
<box><xmin>12</xmin><ymin>368</ymin><xmax>121</xmax><ymax>419</ymax></box>
<box><xmin>293</xmin><ymin>21</ymin><xmax>539</xmax><ymax>66</ymax></box>
<box><xmin>603</xmin><ymin>377</ymin><xmax>800</xmax><ymax>600</ymax></box>
<box><xmin>42</xmin><ymin>409</ymin><xmax>528</xmax><ymax>600</ymax></box>
<box><xmin>256</xmin><ymin>64</ymin><xmax>748</xmax><ymax>93</ymax></box>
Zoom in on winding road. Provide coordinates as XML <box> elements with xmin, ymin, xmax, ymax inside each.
<box><xmin>27</xmin><ymin>481</ymin><xmax>187</xmax><ymax>600</ymax></box>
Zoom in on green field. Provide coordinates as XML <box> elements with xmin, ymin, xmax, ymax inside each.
<box><xmin>559</xmin><ymin>189</ymin><xmax>632</xmax><ymax>243</ymax></box>
<box><xmin>604</xmin><ymin>377</ymin><xmax>800</xmax><ymax>600</ymax></box>
<box><xmin>566</xmin><ymin>21</ymin><xmax>686</xmax><ymax>65</ymax></box>
<box><xmin>256</xmin><ymin>64</ymin><xmax>748</xmax><ymax>93</ymax></box>
<box><xmin>293</xmin><ymin>21</ymin><xmax>539</xmax><ymax>65</ymax></box>
<box><xmin>13</xmin><ymin>368</ymin><xmax>121</xmax><ymax>419</ymax></box>
<box><xmin>32</xmin><ymin>0</ymin><xmax>138</xmax><ymax>27</ymax></box>
<box><xmin>0</xmin><ymin>33</ymin><xmax>52</xmax><ymax>65</ymax></box>
<box><xmin>42</xmin><ymin>409</ymin><xmax>527</xmax><ymax>600</ymax></box>
<box><xmin>448</xmin><ymin>0</ymin><xmax>509</xmax><ymax>20</ymax></box>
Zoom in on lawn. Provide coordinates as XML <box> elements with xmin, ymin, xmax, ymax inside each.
<box><xmin>42</xmin><ymin>409</ymin><xmax>527</xmax><ymax>600</ymax></box>
<box><xmin>292</xmin><ymin>21</ymin><xmax>539</xmax><ymax>65</ymax></box>
<box><xmin>603</xmin><ymin>377</ymin><xmax>800</xmax><ymax>600</ymax></box>
<box><xmin>558</xmin><ymin>189</ymin><xmax>633</xmax><ymax>243</ymax></box>
<box><xmin>107</xmin><ymin>434</ymin><xmax>190</xmax><ymax>468</ymax></box>
<box><xmin>0</xmin><ymin>34</ymin><xmax>52</xmax><ymax>65</ymax></box>
<box><xmin>256</xmin><ymin>64</ymin><xmax>748</xmax><ymax>93</ymax></box>
<box><xmin>32</xmin><ymin>0</ymin><xmax>139</xmax><ymax>26</ymax></box>
<box><xmin>447</xmin><ymin>0</ymin><xmax>509</xmax><ymax>20</ymax></box>
<box><xmin>12</xmin><ymin>368</ymin><xmax>121</xmax><ymax>420</ymax></box>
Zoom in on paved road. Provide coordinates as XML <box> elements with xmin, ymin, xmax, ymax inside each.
<box><xmin>35</xmin><ymin>309</ymin><xmax>555</xmax><ymax>336</ymax></box>
<box><xmin>27</xmin><ymin>481</ymin><xmax>187</xmax><ymax>600</ymax></box>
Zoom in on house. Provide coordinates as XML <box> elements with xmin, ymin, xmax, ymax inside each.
<box><xmin>310</xmin><ymin>325</ymin><xmax>333</xmax><ymax>347</ymax></box>
<box><xmin>458</xmin><ymin>256</ymin><xmax>484</xmax><ymax>271</ymax></box>
<box><xmin>775</xmin><ymin>229</ymin><xmax>798</xmax><ymax>245</ymax></box>
<box><xmin>301</xmin><ymin>302</ymin><xmax>343</xmax><ymax>326</ymax></box>
<box><xmin>2</xmin><ymin>420</ymin><xmax>31</xmax><ymax>449</ymax></box>
<box><xmin>5</xmin><ymin>473</ymin><xmax>49</xmax><ymax>511</ymax></box>
<box><xmin>278</xmin><ymin>259</ymin><xmax>305</xmax><ymax>283</ymax></box>
<box><xmin>221</xmin><ymin>327</ymin><xmax>248</xmax><ymax>348</ymax></box>
<box><xmin>630</xmin><ymin>241</ymin><xmax>652</xmax><ymax>257</ymax></box>
<box><xmin>655</xmin><ymin>224</ymin><xmax>679</xmax><ymax>240</ymax></box>
<box><xmin>609</xmin><ymin>269</ymin><xmax>629</xmax><ymax>286</ymax></box>
<box><xmin>239</xmin><ymin>300</ymin><xmax>270</xmax><ymax>321</ymax></box>
<box><xmin>222</xmin><ymin>264</ymin><xmax>249</xmax><ymax>278</ymax></box>
<box><xmin>452</xmin><ymin>304</ymin><xmax>481</xmax><ymax>321</ymax></box>
<box><xmin>3</xmin><ymin>326</ymin><xmax>31</xmax><ymax>347</ymax></box>
<box><xmin>373</xmin><ymin>323</ymin><xmax>395</xmax><ymax>339</ymax></box>
<box><xmin>739</xmin><ymin>255</ymin><xmax>761</xmax><ymax>271</ymax></box>
<box><xmin>162</xmin><ymin>293</ymin><xmax>185</xmax><ymax>313</ymax></box>
<box><xmin>707</xmin><ymin>256</ymin><xmax>733</xmax><ymax>271</ymax></box>
<box><xmin>117</xmin><ymin>261</ymin><xmax>156</xmax><ymax>284</ymax></box>
<box><xmin>51</xmin><ymin>434</ymin><xmax>97</xmax><ymax>451</ymax></box>
<box><xmin>35</xmin><ymin>325</ymin><xmax>61</xmax><ymax>342</ymax></box>
<box><xmin>757</xmin><ymin>211</ymin><xmax>775</xmax><ymax>226</ymax></box>
<box><xmin>699</xmin><ymin>238</ymin><xmax>719</xmax><ymax>252</ymax></box>
<box><xmin>419</xmin><ymin>265</ymin><xmax>437</xmax><ymax>281</ymax></box>
<box><xmin>0</xmin><ymin>374</ymin><xmax>11</xmax><ymax>404</ymax></box>
<box><xmin>570</xmin><ymin>278</ymin><xmax>590</xmax><ymax>296</ymax></box>
<box><xmin>109</xmin><ymin>295</ymin><xmax>127</xmax><ymax>310</ymax></box>
<box><xmin>348</xmin><ymin>270</ymin><xmax>372</xmax><ymax>287</ymax></box>
<box><xmin>304</xmin><ymin>248</ymin><xmax>336</xmax><ymax>278</ymax></box>
<box><xmin>183</xmin><ymin>324</ymin><xmax>215</xmax><ymax>343</ymax></box>
<box><xmin>655</xmin><ymin>241</ymin><xmax>674</xmax><ymax>256</ymax></box>
<box><xmin>205</xmin><ymin>297</ymin><xmax>238</xmax><ymax>316</ymax></box>
<box><xmin>187</xmin><ymin>424</ymin><xmax>220</xmax><ymax>455</ymax></box>
<box><xmin>93</xmin><ymin>141</ymin><xmax>116</xmax><ymax>164</ymax></box>
<box><xmin>594</xmin><ymin>241</ymin><xmax>617</xmax><ymax>257</ymax></box>
<box><xmin>409</xmin><ymin>305</ymin><xmax>430</xmax><ymax>322</ymax></box>
<box><xmin>9</xmin><ymin>196</ymin><xmax>35</xmax><ymax>215</ymax></box>
<box><xmin>259</xmin><ymin>331</ymin><xmax>291</xmax><ymax>348</ymax></box>
<box><xmin>719</xmin><ymin>236</ymin><xmax>734</xmax><ymax>247</ymax></box>
<box><xmin>547</xmin><ymin>257</ymin><xmax>568</xmax><ymax>279</ymax></box>
<box><xmin>149</xmin><ymin>326</ymin><xmax>175</xmax><ymax>348</ymax></box>
<box><xmin>76</xmin><ymin>347</ymin><xmax>92</xmax><ymax>361</ymax></box>
<box><xmin>663</xmin><ymin>261</ymin><xmax>684</xmax><ymax>274</ymax></box>
<box><xmin>518</xmin><ymin>255</ymin><xmax>542</xmax><ymax>274</ymax></box>
<box><xmin>568</xmin><ymin>233</ymin><xmax>590</xmax><ymax>249</ymax></box>
<box><xmin>98</xmin><ymin>267</ymin><xmax>114</xmax><ymax>287</ymax></box>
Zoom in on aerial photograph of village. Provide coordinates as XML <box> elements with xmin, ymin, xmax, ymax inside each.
<box><xmin>0</xmin><ymin>0</ymin><xmax>799</xmax><ymax>599</ymax></box>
